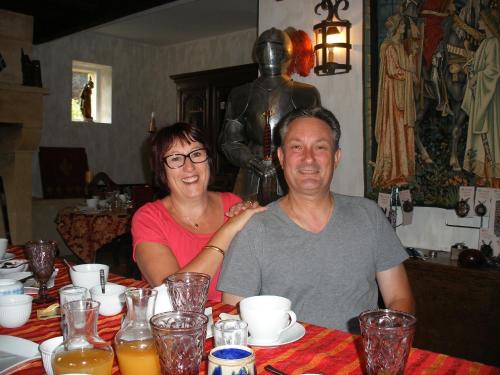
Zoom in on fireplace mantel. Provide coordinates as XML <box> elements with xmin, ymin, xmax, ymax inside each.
<box><xmin>0</xmin><ymin>9</ymin><xmax>49</xmax><ymax>243</ymax></box>
<box><xmin>0</xmin><ymin>82</ymin><xmax>49</xmax><ymax>243</ymax></box>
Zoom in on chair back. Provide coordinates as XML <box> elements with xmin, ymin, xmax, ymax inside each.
<box><xmin>131</xmin><ymin>185</ymin><xmax>156</xmax><ymax>212</ymax></box>
<box><xmin>0</xmin><ymin>176</ymin><xmax>11</xmax><ymax>244</ymax></box>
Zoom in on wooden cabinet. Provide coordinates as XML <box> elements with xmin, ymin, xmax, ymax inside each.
<box><xmin>171</xmin><ymin>63</ymin><xmax>258</xmax><ymax>192</ymax></box>
<box><xmin>404</xmin><ymin>253</ymin><xmax>500</xmax><ymax>366</ymax></box>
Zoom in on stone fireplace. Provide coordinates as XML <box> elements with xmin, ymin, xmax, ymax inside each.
<box><xmin>0</xmin><ymin>10</ymin><xmax>48</xmax><ymax>243</ymax></box>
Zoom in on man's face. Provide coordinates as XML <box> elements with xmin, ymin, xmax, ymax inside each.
<box><xmin>277</xmin><ymin>117</ymin><xmax>341</xmax><ymax>196</ymax></box>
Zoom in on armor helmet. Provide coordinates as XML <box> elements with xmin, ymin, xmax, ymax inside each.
<box><xmin>253</xmin><ymin>28</ymin><xmax>293</xmax><ymax>76</ymax></box>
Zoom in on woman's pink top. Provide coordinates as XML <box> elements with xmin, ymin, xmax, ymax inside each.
<box><xmin>131</xmin><ymin>192</ymin><xmax>241</xmax><ymax>301</ymax></box>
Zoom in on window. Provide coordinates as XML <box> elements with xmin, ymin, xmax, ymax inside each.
<box><xmin>71</xmin><ymin>60</ymin><xmax>112</xmax><ymax>124</ymax></box>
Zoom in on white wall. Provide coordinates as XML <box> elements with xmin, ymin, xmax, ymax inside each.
<box><xmin>260</xmin><ymin>0</ymin><xmax>364</xmax><ymax>197</ymax></box>
<box><xmin>32</xmin><ymin>28</ymin><xmax>256</xmax><ymax>197</ymax></box>
<box><xmin>260</xmin><ymin>0</ymin><xmax>479</xmax><ymax>251</ymax></box>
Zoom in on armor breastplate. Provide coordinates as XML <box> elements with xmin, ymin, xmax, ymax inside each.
<box><xmin>242</xmin><ymin>79</ymin><xmax>296</xmax><ymax>158</ymax></box>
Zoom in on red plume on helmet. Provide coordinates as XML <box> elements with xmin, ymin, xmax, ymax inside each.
<box><xmin>285</xmin><ymin>28</ymin><xmax>314</xmax><ymax>77</ymax></box>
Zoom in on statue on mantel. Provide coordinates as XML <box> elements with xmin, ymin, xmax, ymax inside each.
<box><xmin>80</xmin><ymin>76</ymin><xmax>94</xmax><ymax>122</ymax></box>
<box><xmin>220</xmin><ymin>27</ymin><xmax>321</xmax><ymax>204</ymax></box>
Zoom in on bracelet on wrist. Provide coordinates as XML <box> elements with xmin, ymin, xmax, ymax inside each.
<box><xmin>204</xmin><ymin>245</ymin><xmax>225</xmax><ymax>258</ymax></box>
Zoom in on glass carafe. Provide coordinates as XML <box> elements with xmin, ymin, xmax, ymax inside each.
<box><xmin>114</xmin><ymin>288</ymin><xmax>160</xmax><ymax>375</ymax></box>
<box><xmin>52</xmin><ymin>300</ymin><xmax>114</xmax><ymax>375</ymax></box>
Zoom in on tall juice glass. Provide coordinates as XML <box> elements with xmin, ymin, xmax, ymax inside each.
<box><xmin>115</xmin><ymin>288</ymin><xmax>160</xmax><ymax>375</ymax></box>
<box><xmin>52</xmin><ymin>300</ymin><xmax>114</xmax><ymax>375</ymax></box>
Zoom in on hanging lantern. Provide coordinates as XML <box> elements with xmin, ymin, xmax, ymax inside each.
<box><xmin>313</xmin><ymin>0</ymin><xmax>352</xmax><ymax>75</ymax></box>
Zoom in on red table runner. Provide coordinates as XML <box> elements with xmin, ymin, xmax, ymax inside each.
<box><xmin>1</xmin><ymin>246</ymin><xmax>499</xmax><ymax>375</ymax></box>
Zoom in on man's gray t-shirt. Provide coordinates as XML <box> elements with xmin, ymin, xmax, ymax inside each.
<box><xmin>217</xmin><ymin>193</ymin><xmax>408</xmax><ymax>332</ymax></box>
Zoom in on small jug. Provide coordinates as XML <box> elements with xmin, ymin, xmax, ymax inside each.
<box><xmin>52</xmin><ymin>300</ymin><xmax>114</xmax><ymax>375</ymax></box>
<box><xmin>114</xmin><ymin>288</ymin><xmax>160</xmax><ymax>375</ymax></box>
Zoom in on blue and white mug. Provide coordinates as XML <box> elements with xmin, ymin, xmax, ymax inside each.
<box><xmin>208</xmin><ymin>345</ymin><xmax>255</xmax><ymax>375</ymax></box>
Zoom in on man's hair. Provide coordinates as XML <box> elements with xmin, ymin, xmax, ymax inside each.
<box><xmin>150</xmin><ymin>122</ymin><xmax>214</xmax><ymax>193</ymax></box>
<box><xmin>277</xmin><ymin>106</ymin><xmax>341</xmax><ymax>150</ymax></box>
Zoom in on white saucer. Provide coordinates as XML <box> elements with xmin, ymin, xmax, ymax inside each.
<box><xmin>248</xmin><ymin>323</ymin><xmax>306</xmax><ymax>347</ymax></box>
<box><xmin>2</xmin><ymin>253</ymin><xmax>15</xmax><ymax>261</ymax></box>
<box><xmin>0</xmin><ymin>271</ymin><xmax>33</xmax><ymax>281</ymax></box>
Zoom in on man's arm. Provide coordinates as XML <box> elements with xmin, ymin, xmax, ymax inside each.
<box><xmin>222</xmin><ymin>292</ymin><xmax>243</xmax><ymax>306</ymax></box>
<box><xmin>376</xmin><ymin>264</ymin><xmax>415</xmax><ymax>314</ymax></box>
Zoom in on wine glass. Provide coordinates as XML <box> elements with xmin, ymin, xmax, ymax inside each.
<box><xmin>25</xmin><ymin>240</ymin><xmax>57</xmax><ymax>304</ymax></box>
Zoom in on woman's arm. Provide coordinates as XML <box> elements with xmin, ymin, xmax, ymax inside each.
<box><xmin>135</xmin><ymin>203</ymin><xmax>266</xmax><ymax>287</ymax></box>
<box><xmin>178</xmin><ymin>204</ymin><xmax>266</xmax><ymax>274</ymax></box>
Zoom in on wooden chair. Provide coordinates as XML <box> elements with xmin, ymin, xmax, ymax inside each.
<box><xmin>0</xmin><ymin>176</ymin><xmax>11</xmax><ymax>244</ymax></box>
<box><xmin>39</xmin><ymin>147</ymin><xmax>88</xmax><ymax>198</ymax></box>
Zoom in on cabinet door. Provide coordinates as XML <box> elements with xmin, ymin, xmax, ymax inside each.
<box><xmin>171</xmin><ymin>64</ymin><xmax>258</xmax><ymax>192</ymax></box>
<box><xmin>209</xmin><ymin>85</ymin><xmax>239</xmax><ymax>191</ymax></box>
<box><xmin>178</xmin><ymin>88</ymin><xmax>209</xmax><ymax>132</ymax></box>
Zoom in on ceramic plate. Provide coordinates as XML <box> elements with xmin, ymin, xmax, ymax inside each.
<box><xmin>0</xmin><ymin>271</ymin><xmax>33</xmax><ymax>281</ymax></box>
<box><xmin>0</xmin><ymin>335</ymin><xmax>40</xmax><ymax>373</ymax></box>
<box><xmin>1</xmin><ymin>253</ymin><xmax>15</xmax><ymax>261</ymax></box>
<box><xmin>248</xmin><ymin>323</ymin><xmax>306</xmax><ymax>347</ymax></box>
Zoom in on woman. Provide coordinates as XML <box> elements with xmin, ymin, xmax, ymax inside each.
<box><xmin>372</xmin><ymin>14</ymin><xmax>417</xmax><ymax>189</ymax></box>
<box><xmin>132</xmin><ymin>122</ymin><xmax>265</xmax><ymax>301</ymax></box>
<box><xmin>462</xmin><ymin>8</ymin><xmax>500</xmax><ymax>187</ymax></box>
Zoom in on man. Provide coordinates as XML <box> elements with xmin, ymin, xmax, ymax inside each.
<box><xmin>218</xmin><ymin>107</ymin><xmax>414</xmax><ymax>332</ymax></box>
<box><xmin>220</xmin><ymin>28</ymin><xmax>320</xmax><ymax>203</ymax></box>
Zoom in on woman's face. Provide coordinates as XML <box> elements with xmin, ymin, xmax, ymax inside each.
<box><xmin>163</xmin><ymin>139</ymin><xmax>210</xmax><ymax>199</ymax></box>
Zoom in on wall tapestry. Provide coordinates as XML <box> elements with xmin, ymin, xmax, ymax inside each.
<box><xmin>363</xmin><ymin>0</ymin><xmax>499</xmax><ymax>208</ymax></box>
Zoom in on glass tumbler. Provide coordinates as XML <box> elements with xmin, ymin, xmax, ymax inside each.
<box><xmin>358</xmin><ymin>309</ymin><xmax>417</xmax><ymax>375</ymax></box>
<box><xmin>214</xmin><ymin>319</ymin><xmax>248</xmax><ymax>347</ymax></box>
<box><xmin>58</xmin><ymin>285</ymin><xmax>87</xmax><ymax>338</ymax></box>
<box><xmin>150</xmin><ymin>311</ymin><xmax>208</xmax><ymax>375</ymax></box>
<box><xmin>165</xmin><ymin>272</ymin><xmax>210</xmax><ymax>313</ymax></box>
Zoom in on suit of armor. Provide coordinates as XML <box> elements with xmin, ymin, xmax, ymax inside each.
<box><xmin>220</xmin><ymin>28</ymin><xmax>321</xmax><ymax>202</ymax></box>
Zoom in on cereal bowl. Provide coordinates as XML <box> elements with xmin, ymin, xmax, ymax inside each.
<box><xmin>90</xmin><ymin>283</ymin><xmax>126</xmax><ymax>316</ymax></box>
<box><xmin>39</xmin><ymin>336</ymin><xmax>63</xmax><ymax>375</ymax></box>
<box><xmin>0</xmin><ymin>294</ymin><xmax>33</xmax><ymax>328</ymax></box>
<box><xmin>0</xmin><ymin>259</ymin><xmax>29</xmax><ymax>275</ymax></box>
<box><xmin>0</xmin><ymin>279</ymin><xmax>24</xmax><ymax>295</ymax></box>
<box><xmin>69</xmin><ymin>263</ymin><xmax>109</xmax><ymax>290</ymax></box>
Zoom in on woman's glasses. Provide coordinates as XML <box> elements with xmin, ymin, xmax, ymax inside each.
<box><xmin>163</xmin><ymin>148</ymin><xmax>208</xmax><ymax>169</ymax></box>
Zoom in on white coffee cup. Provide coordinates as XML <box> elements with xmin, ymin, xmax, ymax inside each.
<box><xmin>153</xmin><ymin>284</ymin><xmax>173</xmax><ymax>314</ymax></box>
<box><xmin>86</xmin><ymin>198</ymin><xmax>98</xmax><ymax>209</ymax></box>
<box><xmin>0</xmin><ymin>238</ymin><xmax>8</xmax><ymax>259</ymax></box>
<box><xmin>239</xmin><ymin>295</ymin><xmax>297</xmax><ymax>345</ymax></box>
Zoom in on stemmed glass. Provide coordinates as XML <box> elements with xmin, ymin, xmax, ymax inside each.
<box><xmin>25</xmin><ymin>240</ymin><xmax>57</xmax><ymax>304</ymax></box>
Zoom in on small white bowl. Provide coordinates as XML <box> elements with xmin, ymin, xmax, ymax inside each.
<box><xmin>70</xmin><ymin>264</ymin><xmax>109</xmax><ymax>291</ymax></box>
<box><xmin>0</xmin><ymin>294</ymin><xmax>32</xmax><ymax>328</ymax></box>
<box><xmin>0</xmin><ymin>259</ymin><xmax>29</xmax><ymax>275</ymax></box>
<box><xmin>90</xmin><ymin>283</ymin><xmax>126</xmax><ymax>316</ymax></box>
<box><xmin>39</xmin><ymin>336</ymin><xmax>63</xmax><ymax>375</ymax></box>
<box><xmin>0</xmin><ymin>279</ymin><xmax>24</xmax><ymax>295</ymax></box>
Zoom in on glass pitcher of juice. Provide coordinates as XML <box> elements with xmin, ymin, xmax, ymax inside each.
<box><xmin>115</xmin><ymin>288</ymin><xmax>160</xmax><ymax>375</ymax></box>
<box><xmin>52</xmin><ymin>300</ymin><xmax>114</xmax><ymax>375</ymax></box>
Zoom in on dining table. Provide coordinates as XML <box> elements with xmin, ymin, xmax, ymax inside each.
<box><xmin>1</xmin><ymin>245</ymin><xmax>499</xmax><ymax>375</ymax></box>
<box><xmin>55</xmin><ymin>207</ymin><xmax>130</xmax><ymax>263</ymax></box>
